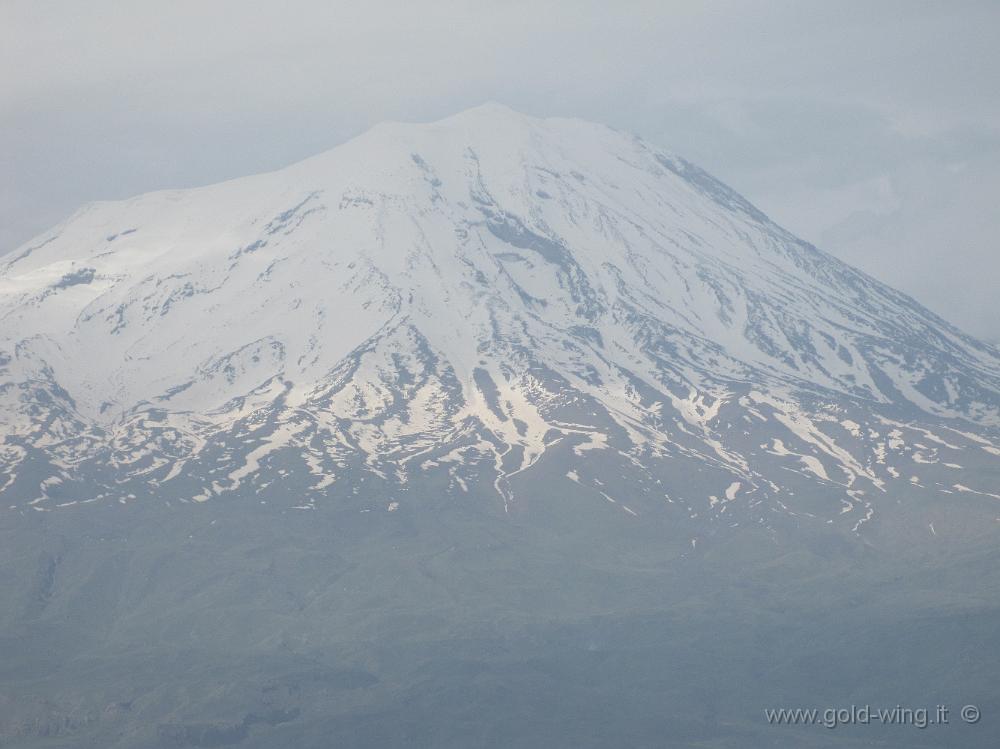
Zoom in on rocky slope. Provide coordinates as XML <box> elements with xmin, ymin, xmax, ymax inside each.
<box><xmin>1</xmin><ymin>103</ymin><xmax>998</xmax><ymax>544</ymax></box>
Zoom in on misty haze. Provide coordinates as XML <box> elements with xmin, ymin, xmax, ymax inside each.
<box><xmin>1</xmin><ymin>4</ymin><xmax>999</xmax><ymax>748</ymax></box>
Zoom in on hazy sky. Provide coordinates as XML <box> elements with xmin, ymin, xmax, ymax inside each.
<box><xmin>2</xmin><ymin>1</ymin><xmax>998</xmax><ymax>340</ymax></box>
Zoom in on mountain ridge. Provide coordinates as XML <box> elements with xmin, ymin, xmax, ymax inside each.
<box><xmin>1</xmin><ymin>104</ymin><xmax>998</xmax><ymax>540</ymax></box>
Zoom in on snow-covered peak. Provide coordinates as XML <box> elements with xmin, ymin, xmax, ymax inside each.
<box><xmin>4</xmin><ymin>105</ymin><xmax>996</xmax><ymax>418</ymax></box>
<box><xmin>1</xmin><ymin>105</ymin><xmax>998</xmax><ymax>525</ymax></box>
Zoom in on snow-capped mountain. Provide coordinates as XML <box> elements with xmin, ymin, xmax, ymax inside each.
<box><xmin>2</xmin><ymin>103</ymin><xmax>998</xmax><ymax>541</ymax></box>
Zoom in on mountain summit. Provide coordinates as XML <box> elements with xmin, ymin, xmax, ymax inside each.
<box><xmin>2</xmin><ymin>105</ymin><xmax>998</xmax><ymax>541</ymax></box>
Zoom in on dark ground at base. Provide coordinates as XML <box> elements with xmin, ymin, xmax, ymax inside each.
<box><xmin>1</xmin><ymin>489</ymin><xmax>999</xmax><ymax>749</ymax></box>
